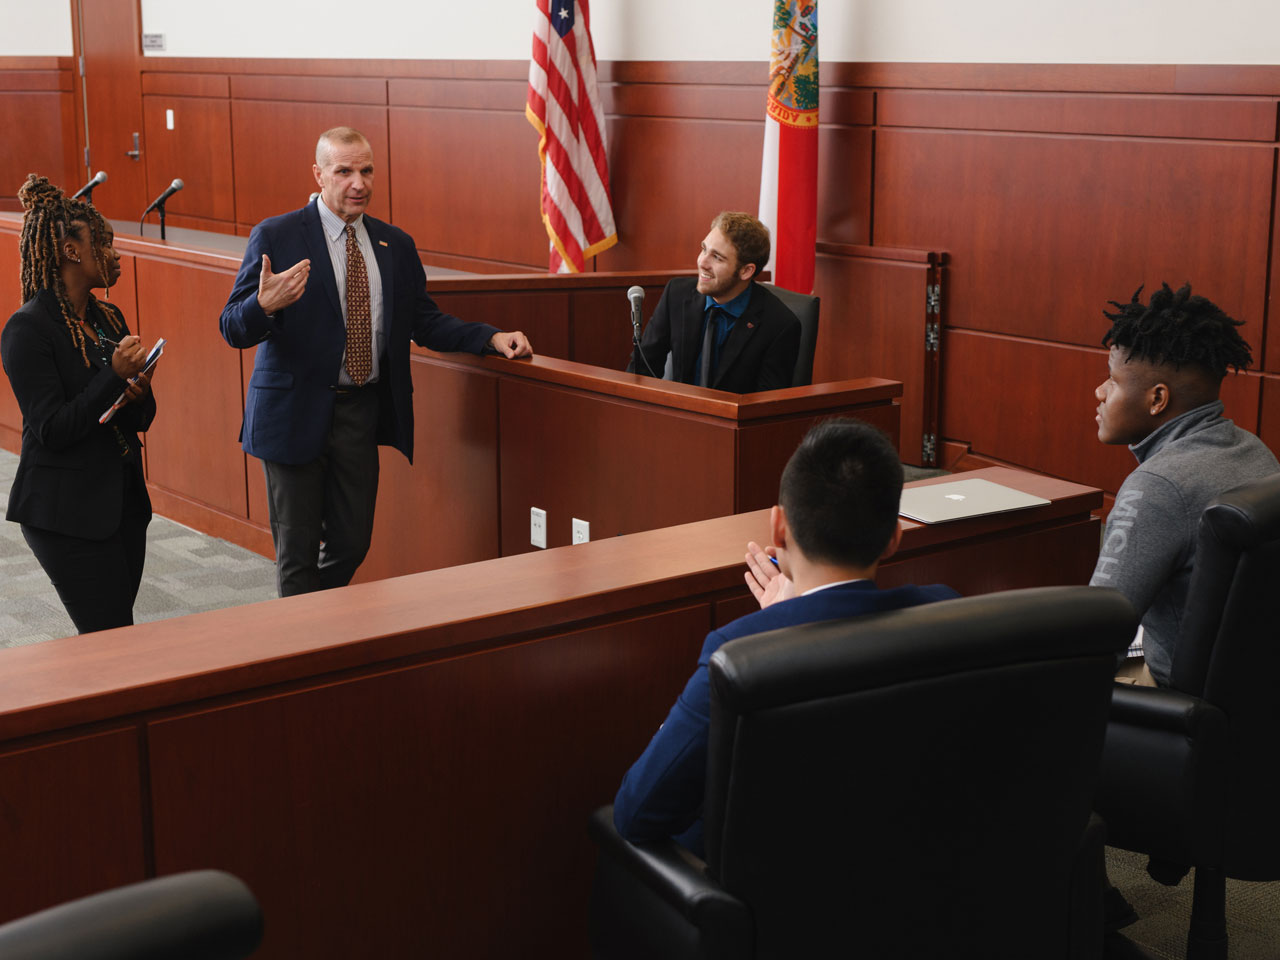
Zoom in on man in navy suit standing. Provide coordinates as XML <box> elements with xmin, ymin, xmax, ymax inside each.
<box><xmin>220</xmin><ymin>126</ymin><xmax>532</xmax><ymax>596</ymax></box>
<box><xmin>612</xmin><ymin>418</ymin><xmax>958</xmax><ymax>856</ymax></box>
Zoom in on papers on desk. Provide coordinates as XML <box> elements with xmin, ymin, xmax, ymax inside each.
<box><xmin>100</xmin><ymin>338</ymin><xmax>166</xmax><ymax>425</ymax></box>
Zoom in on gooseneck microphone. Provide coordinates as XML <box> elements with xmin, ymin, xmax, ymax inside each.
<box><xmin>141</xmin><ymin>178</ymin><xmax>185</xmax><ymax>240</ymax></box>
<box><xmin>627</xmin><ymin>285</ymin><xmax>660</xmax><ymax>379</ymax></box>
<box><xmin>142</xmin><ymin>178</ymin><xmax>184</xmax><ymax>216</ymax></box>
<box><xmin>71</xmin><ymin>170</ymin><xmax>107</xmax><ymax>201</ymax></box>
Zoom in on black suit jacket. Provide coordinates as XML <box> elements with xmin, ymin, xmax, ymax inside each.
<box><xmin>627</xmin><ymin>277</ymin><xmax>801</xmax><ymax>393</ymax></box>
<box><xmin>219</xmin><ymin>201</ymin><xmax>499</xmax><ymax>465</ymax></box>
<box><xmin>1</xmin><ymin>290</ymin><xmax>155</xmax><ymax>539</ymax></box>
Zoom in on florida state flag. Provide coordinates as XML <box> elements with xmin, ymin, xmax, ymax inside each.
<box><xmin>758</xmin><ymin>0</ymin><xmax>818</xmax><ymax>293</ymax></box>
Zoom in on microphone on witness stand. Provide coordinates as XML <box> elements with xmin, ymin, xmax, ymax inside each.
<box><xmin>627</xmin><ymin>285</ymin><xmax>660</xmax><ymax>379</ymax></box>
<box><xmin>627</xmin><ymin>285</ymin><xmax>644</xmax><ymax>340</ymax></box>
<box><xmin>140</xmin><ymin>178</ymin><xmax>184</xmax><ymax>240</ymax></box>
<box><xmin>71</xmin><ymin>170</ymin><xmax>107</xmax><ymax>201</ymax></box>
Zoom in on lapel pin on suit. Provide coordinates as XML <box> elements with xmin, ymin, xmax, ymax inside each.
<box><xmin>747</xmin><ymin>322</ymin><xmax>756</xmax><ymax>329</ymax></box>
<box><xmin>378</xmin><ymin>240</ymin><xmax>388</xmax><ymax>247</ymax></box>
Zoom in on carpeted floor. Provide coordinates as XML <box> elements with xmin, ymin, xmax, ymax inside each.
<box><xmin>1107</xmin><ymin>847</ymin><xmax>1280</xmax><ymax>959</ymax></box>
<box><xmin>0</xmin><ymin>448</ymin><xmax>277</xmax><ymax>646</ymax></box>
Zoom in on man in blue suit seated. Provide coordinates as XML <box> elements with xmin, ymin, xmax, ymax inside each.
<box><xmin>612</xmin><ymin>418</ymin><xmax>959</xmax><ymax>856</ymax></box>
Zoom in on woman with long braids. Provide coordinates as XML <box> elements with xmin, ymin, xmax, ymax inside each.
<box><xmin>1</xmin><ymin>174</ymin><xmax>157</xmax><ymax>633</ymax></box>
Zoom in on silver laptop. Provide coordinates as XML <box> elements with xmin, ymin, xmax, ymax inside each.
<box><xmin>898</xmin><ymin>478</ymin><xmax>1050</xmax><ymax>523</ymax></box>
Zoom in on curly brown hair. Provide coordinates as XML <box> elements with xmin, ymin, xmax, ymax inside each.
<box><xmin>17</xmin><ymin>173</ymin><xmax>122</xmax><ymax>367</ymax></box>
<box><xmin>710</xmin><ymin>211</ymin><xmax>771</xmax><ymax>277</ymax></box>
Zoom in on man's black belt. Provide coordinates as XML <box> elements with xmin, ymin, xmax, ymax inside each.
<box><xmin>332</xmin><ymin>382</ymin><xmax>377</xmax><ymax>398</ymax></box>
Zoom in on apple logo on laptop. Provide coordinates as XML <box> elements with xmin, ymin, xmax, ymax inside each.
<box><xmin>945</xmin><ymin>494</ymin><xmax>966</xmax><ymax>501</ymax></box>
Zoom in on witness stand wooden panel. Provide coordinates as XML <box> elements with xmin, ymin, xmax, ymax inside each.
<box><xmin>0</xmin><ymin>466</ymin><xmax>1100</xmax><ymax>959</ymax></box>
<box><xmin>428</xmin><ymin>272</ymin><xmax>684</xmax><ymax>371</ymax></box>
<box><xmin>359</xmin><ymin>350</ymin><xmax>900</xmax><ymax>577</ymax></box>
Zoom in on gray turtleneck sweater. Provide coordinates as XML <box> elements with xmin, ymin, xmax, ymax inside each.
<box><xmin>1089</xmin><ymin>400</ymin><xmax>1279</xmax><ymax>686</ymax></box>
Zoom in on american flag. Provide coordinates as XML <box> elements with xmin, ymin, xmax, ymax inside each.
<box><xmin>526</xmin><ymin>0</ymin><xmax>617</xmax><ymax>273</ymax></box>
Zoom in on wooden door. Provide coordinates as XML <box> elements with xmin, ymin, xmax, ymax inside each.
<box><xmin>75</xmin><ymin>0</ymin><xmax>148</xmax><ymax>221</ymax></box>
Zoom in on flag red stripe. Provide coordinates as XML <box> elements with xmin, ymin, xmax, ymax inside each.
<box><xmin>774</xmin><ymin>123</ymin><xmax>818</xmax><ymax>292</ymax></box>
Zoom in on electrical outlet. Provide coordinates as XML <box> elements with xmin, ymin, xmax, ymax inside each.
<box><xmin>530</xmin><ymin>507</ymin><xmax>547</xmax><ymax>549</ymax></box>
<box><xmin>572</xmin><ymin>518</ymin><xmax>590</xmax><ymax>544</ymax></box>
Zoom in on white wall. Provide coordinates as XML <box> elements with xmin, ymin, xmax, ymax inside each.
<box><xmin>0</xmin><ymin>1</ymin><xmax>73</xmax><ymax>56</ymax></box>
<box><xmin>138</xmin><ymin>0</ymin><xmax>1280</xmax><ymax>64</ymax></box>
<box><xmin>7</xmin><ymin>0</ymin><xmax>1280</xmax><ymax>64</ymax></box>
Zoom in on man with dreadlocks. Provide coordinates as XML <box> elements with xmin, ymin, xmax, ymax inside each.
<box><xmin>1090</xmin><ymin>282</ymin><xmax>1278</xmax><ymax>688</ymax></box>
<box><xmin>1</xmin><ymin>174</ymin><xmax>156</xmax><ymax>633</ymax></box>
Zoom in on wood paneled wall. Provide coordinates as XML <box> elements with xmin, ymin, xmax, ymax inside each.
<box><xmin>859</xmin><ymin>71</ymin><xmax>1280</xmax><ymax>493</ymax></box>
<box><xmin>0</xmin><ymin>58</ymin><xmax>80</xmax><ymax>212</ymax></box>
<box><xmin>5</xmin><ymin>55</ymin><xmax>1280</xmax><ymax>491</ymax></box>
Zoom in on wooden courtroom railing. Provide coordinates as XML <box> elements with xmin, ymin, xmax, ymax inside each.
<box><xmin>0</xmin><ymin>465</ymin><xmax>1100</xmax><ymax>959</ymax></box>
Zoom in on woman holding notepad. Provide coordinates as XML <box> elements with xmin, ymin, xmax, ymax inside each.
<box><xmin>0</xmin><ymin>174</ymin><xmax>158</xmax><ymax>633</ymax></box>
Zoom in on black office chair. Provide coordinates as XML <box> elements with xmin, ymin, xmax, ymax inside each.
<box><xmin>0</xmin><ymin>870</ymin><xmax>263</xmax><ymax>959</ymax></box>
<box><xmin>660</xmin><ymin>283</ymin><xmax>820</xmax><ymax>388</ymax></box>
<box><xmin>1095</xmin><ymin>472</ymin><xmax>1280</xmax><ymax>960</ymax></box>
<box><xmin>590</xmin><ymin>586</ymin><xmax>1136</xmax><ymax>959</ymax></box>
<box><xmin>759</xmin><ymin>281</ymin><xmax>819</xmax><ymax>387</ymax></box>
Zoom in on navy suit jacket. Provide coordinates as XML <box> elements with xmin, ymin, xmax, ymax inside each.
<box><xmin>219</xmin><ymin>201</ymin><xmax>498</xmax><ymax>465</ymax></box>
<box><xmin>612</xmin><ymin>579</ymin><xmax>960</xmax><ymax>857</ymax></box>
<box><xmin>2</xmin><ymin>290</ymin><xmax>155</xmax><ymax>539</ymax></box>
<box><xmin>627</xmin><ymin>277</ymin><xmax>801</xmax><ymax>393</ymax></box>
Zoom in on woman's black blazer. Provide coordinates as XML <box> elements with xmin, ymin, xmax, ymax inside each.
<box><xmin>1</xmin><ymin>289</ymin><xmax>156</xmax><ymax>539</ymax></box>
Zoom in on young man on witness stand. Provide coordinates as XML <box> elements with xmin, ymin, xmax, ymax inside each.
<box><xmin>627</xmin><ymin>211</ymin><xmax>800</xmax><ymax>393</ymax></box>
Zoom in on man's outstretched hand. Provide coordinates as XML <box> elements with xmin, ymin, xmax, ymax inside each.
<box><xmin>744</xmin><ymin>540</ymin><xmax>795</xmax><ymax>609</ymax></box>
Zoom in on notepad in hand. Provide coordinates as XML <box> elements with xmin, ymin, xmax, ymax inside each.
<box><xmin>99</xmin><ymin>338</ymin><xmax>166</xmax><ymax>425</ymax></box>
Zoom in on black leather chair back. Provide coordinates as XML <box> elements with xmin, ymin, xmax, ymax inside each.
<box><xmin>0</xmin><ymin>870</ymin><xmax>262</xmax><ymax>959</ymax></box>
<box><xmin>701</xmin><ymin>587</ymin><xmax>1134</xmax><ymax>958</ymax></box>
<box><xmin>759</xmin><ymin>282</ymin><xmax>820</xmax><ymax>387</ymax></box>
<box><xmin>1169</xmin><ymin>472</ymin><xmax>1280</xmax><ymax>876</ymax></box>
